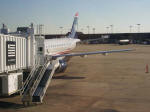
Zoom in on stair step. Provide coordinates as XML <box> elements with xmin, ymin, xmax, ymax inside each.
<box><xmin>21</xmin><ymin>60</ymin><xmax>56</xmax><ymax>104</ymax></box>
<box><xmin>32</xmin><ymin>69</ymin><xmax>53</xmax><ymax>102</ymax></box>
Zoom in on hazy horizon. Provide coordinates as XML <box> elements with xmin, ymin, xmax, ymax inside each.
<box><xmin>0</xmin><ymin>0</ymin><xmax>150</xmax><ymax>34</ymax></box>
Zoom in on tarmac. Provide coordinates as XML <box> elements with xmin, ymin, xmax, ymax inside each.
<box><xmin>0</xmin><ymin>44</ymin><xmax>150</xmax><ymax>112</ymax></box>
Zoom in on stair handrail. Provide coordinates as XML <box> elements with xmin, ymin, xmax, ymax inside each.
<box><xmin>29</xmin><ymin>60</ymin><xmax>49</xmax><ymax>96</ymax></box>
<box><xmin>21</xmin><ymin>58</ymin><xmax>40</xmax><ymax>94</ymax></box>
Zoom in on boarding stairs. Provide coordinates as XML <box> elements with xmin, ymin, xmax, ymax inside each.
<box><xmin>21</xmin><ymin>59</ymin><xmax>57</xmax><ymax>105</ymax></box>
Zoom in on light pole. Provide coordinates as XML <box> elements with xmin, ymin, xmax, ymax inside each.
<box><xmin>106</xmin><ymin>27</ymin><xmax>109</xmax><ymax>33</ymax></box>
<box><xmin>110</xmin><ymin>25</ymin><xmax>114</xmax><ymax>33</ymax></box>
<box><xmin>87</xmin><ymin>26</ymin><xmax>90</xmax><ymax>34</ymax></box>
<box><xmin>93</xmin><ymin>28</ymin><xmax>95</xmax><ymax>34</ymax></box>
<box><xmin>59</xmin><ymin>27</ymin><xmax>63</xmax><ymax>34</ymax></box>
<box><xmin>36</xmin><ymin>25</ymin><xmax>39</xmax><ymax>34</ymax></box>
<box><xmin>129</xmin><ymin>25</ymin><xmax>133</xmax><ymax>33</ymax></box>
<box><xmin>137</xmin><ymin>24</ymin><xmax>141</xmax><ymax>33</ymax></box>
<box><xmin>37</xmin><ymin>24</ymin><xmax>44</xmax><ymax>36</ymax></box>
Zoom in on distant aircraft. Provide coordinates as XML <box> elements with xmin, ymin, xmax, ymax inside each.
<box><xmin>118</xmin><ymin>39</ymin><xmax>130</xmax><ymax>45</ymax></box>
<box><xmin>45</xmin><ymin>12</ymin><xmax>133</xmax><ymax>73</ymax></box>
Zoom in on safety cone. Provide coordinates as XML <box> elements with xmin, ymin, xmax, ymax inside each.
<box><xmin>146</xmin><ymin>64</ymin><xmax>149</xmax><ymax>73</ymax></box>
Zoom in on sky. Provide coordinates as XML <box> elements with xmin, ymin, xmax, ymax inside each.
<box><xmin>0</xmin><ymin>0</ymin><xmax>150</xmax><ymax>34</ymax></box>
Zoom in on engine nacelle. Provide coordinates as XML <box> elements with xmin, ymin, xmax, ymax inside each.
<box><xmin>55</xmin><ymin>60</ymin><xmax>67</xmax><ymax>73</ymax></box>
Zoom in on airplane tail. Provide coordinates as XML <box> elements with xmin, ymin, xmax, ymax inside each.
<box><xmin>68</xmin><ymin>12</ymin><xmax>78</xmax><ymax>38</ymax></box>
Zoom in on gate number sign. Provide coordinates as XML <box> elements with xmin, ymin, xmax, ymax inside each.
<box><xmin>6</xmin><ymin>41</ymin><xmax>16</xmax><ymax>65</ymax></box>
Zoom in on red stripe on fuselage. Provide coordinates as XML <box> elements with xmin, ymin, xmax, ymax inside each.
<box><xmin>52</xmin><ymin>49</ymin><xmax>71</xmax><ymax>56</ymax></box>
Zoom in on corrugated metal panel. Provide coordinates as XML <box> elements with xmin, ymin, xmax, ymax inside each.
<box><xmin>0</xmin><ymin>34</ymin><xmax>28</xmax><ymax>73</ymax></box>
<box><xmin>0</xmin><ymin>72</ymin><xmax>23</xmax><ymax>95</ymax></box>
<box><xmin>27</xmin><ymin>37</ymin><xmax>31</xmax><ymax>67</ymax></box>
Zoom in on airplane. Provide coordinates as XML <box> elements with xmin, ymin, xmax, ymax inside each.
<box><xmin>118</xmin><ymin>39</ymin><xmax>130</xmax><ymax>45</ymax></box>
<box><xmin>44</xmin><ymin>12</ymin><xmax>133</xmax><ymax>73</ymax></box>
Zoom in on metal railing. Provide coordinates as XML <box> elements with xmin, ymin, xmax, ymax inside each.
<box><xmin>21</xmin><ymin>62</ymin><xmax>40</xmax><ymax>95</ymax></box>
<box><xmin>21</xmin><ymin>58</ymin><xmax>57</xmax><ymax>104</ymax></box>
<box><xmin>29</xmin><ymin>60</ymin><xmax>49</xmax><ymax>96</ymax></box>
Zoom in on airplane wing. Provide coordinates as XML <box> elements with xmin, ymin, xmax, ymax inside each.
<box><xmin>52</xmin><ymin>49</ymin><xmax>133</xmax><ymax>59</ymax></box>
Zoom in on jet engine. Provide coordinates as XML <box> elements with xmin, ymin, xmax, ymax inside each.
<box><xmin>55</xmin><ymin>60</ymin><xmax>67</xmax><ymax>73</ymax></box>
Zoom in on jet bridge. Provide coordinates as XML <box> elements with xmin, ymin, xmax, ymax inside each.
<box><xmin>0</xmin><ymin>23</ymin><xmax>59</xmax><ymax>105</ymax></box>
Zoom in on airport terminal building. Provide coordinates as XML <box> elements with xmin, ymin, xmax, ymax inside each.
<box><xmin>45</xmin><ymin>32</ymin><xmax>150</xmax><ymax>44</ymax></box>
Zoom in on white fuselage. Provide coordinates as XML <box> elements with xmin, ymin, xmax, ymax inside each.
<box><xmin>44</xmin><ymin>37</ymin><xmax>80</xmax><ymax>56</ymax></box>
